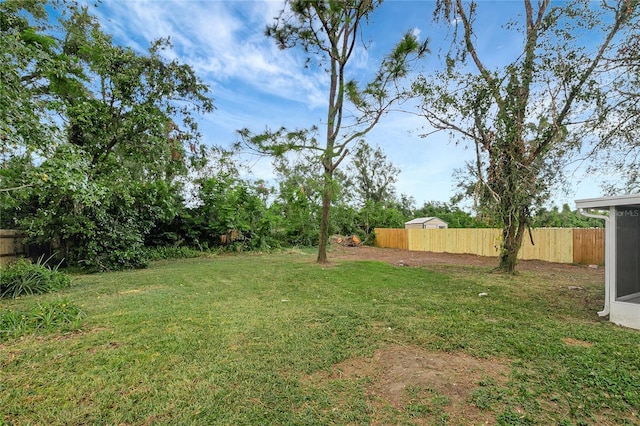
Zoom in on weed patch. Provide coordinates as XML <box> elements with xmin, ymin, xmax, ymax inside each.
<box><xmin>0</xmin><ymin>256</ymin><xmax>71</xmax><ymax>299</ymax></box>
<box><xmin>0</xmin><ymin>299</ymin><xmax>85</xmax><ymax>341</ymax></box>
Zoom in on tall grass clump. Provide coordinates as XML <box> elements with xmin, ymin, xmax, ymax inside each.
<box><xmin>0</xmin><ymin>299</ymin><xmax>85</xmax><ymax>341</ymax></box>
<box><xmin>0</xmin><ymin>256</ymin><xmax>71</xmax><ymax>299</ymax></box>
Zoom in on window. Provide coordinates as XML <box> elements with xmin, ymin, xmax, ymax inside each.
<box><xmin>616</xmin><ymin>206</ymin><xmax>640</xmax><ymax>303</ymax></box>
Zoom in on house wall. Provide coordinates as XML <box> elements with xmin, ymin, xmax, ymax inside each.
<box><xmin>610</xmin><ymin>301</ymin><xmax>640</xmax><ymax>329</ymax></box>
<box><xmin>423</xmin><ymin>219</ymin><xmax>448</xmax><ymax>229</ymax></box>
<box><xmin>405</xmin><ymin>223</ymin><xmax>425</xmax><ymax>230</ymax></box>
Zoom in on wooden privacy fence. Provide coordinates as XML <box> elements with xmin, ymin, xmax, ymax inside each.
<box><xmin>0</xmin><ymin>230</ymin><xmax>27</xmax><ymax>267</ymax></box>
<box><xmin>1</xmin><ymin>227</ymin><xmax>605</xmax><ymax>266</ymax></box>
<box><xmin>374</xmin><ymin>228</ymin><xmax>604</xmax><ymax>265</ymax></box>
<box><xmin>572</xmin><ymin>228</ymin><xmax>605</xmax><ymax>265</ymax></box>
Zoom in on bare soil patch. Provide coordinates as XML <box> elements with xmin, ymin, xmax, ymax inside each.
<box><xmin>562</xmin><ymin>337</ymin><xmax>593</xmax><ymax>348</ymax></box>
<box><xmin>328</xmin><ymin>244</ymin><xmax>604</xmax><ymax>282</ymax></box>
<box><xmin>314</xmin><ymin>244</ymin><xmax>607</xmax><ymax>423</ymax></box>
<box><xmin>306</xmin><ymin>345</ymin><xmax>511</xmax><ymax>425</ymax></box>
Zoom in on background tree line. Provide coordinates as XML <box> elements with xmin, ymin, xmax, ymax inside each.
<box><xmin>1</xmin><ymin>0</ymin><xmax>630</xmax><ymax>273</ymax></box>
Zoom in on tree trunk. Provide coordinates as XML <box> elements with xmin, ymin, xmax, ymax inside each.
<box><xmin>497</xmin><ymin>211</ymin><xmax>526</xmax><ymax>274</ymax></box>
<box><xmin>316</xmin><ymin>172</ymin><xmax>333</xmax><ymax>264</ymax></box>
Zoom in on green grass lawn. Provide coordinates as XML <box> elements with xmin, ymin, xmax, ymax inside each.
<box><xmin>1</xmin><ymin>250</ymin><xmax>638</xmax><ymax>425</ymax></box>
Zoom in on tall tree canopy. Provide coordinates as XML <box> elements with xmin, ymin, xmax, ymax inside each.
<box><xmin>347</xmin><ymin>140</ymin><xmax>399</xmax><ymax>206</ymax></box>
<box><xmin>588</xmin><ymin>6</ymin><xmax>640</xmax><ymax>194</ymax></box>
<box><xmin>240</xmin><ymin>0</ymin><xmax>428</xmax><ymax>263</ymax></box>
<box><xmin>414</xmin><ymin>0</ymin><xmax>638</xmax><ymax>273</ymax></box>
<box><xmin>1</xmin><ymin>2</ymin><xmax>213</xmax><ymax>270</ymax></box>
<box><xmin>0</xmin><ymin>0</ymin><xmax>66</xmax><ymax>163</ymax></box>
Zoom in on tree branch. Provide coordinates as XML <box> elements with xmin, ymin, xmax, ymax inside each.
<box><xmin>455</xmin><ymin>0</ymin><xmax>504</xmax><ymax>107</ymax></box>
<box><xmin>532</xmin><ymin>0</ymin><xmax>633</xmax><ymax>160</ymax></box>
<box><xmin>0</xmin><ymin>183</ymin><xmax>33</xmax><ymax>192</ymax></box>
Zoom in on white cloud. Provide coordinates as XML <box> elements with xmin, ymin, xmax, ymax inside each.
<box><xmin>92</xmin><ymin>0</ymin><xmax>325</xmax><ymax>105</ymax></box>
<box><xmin>82</xmin><ymin>0</ymin><xmax>609</xmax><ymax>206</ymax></box>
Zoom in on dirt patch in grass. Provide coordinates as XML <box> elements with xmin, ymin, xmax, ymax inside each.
<box><xmin>86</xmin><ymin>341</ymin><xmax>122</xmax><ymax>354</ymax></box>
<box><xmin>328</xmin><ymin>244</ymin><xmax>603</xmax><ymax>280</ymax></box>
<box><xmin>317</xmin><ymin>245</ymin><xmax>610</xmax><ymax>423</ymax></box>
<box><xmin>562</xmin><ymin>337</ymin><xmax>593</xmax><ymax>348</ymax></box>
<box><xmin>117</xmin><ymin>285</ymin><xmax>166</xmax><ymax>295</ymax></box>
<box><xmin>307</xmin><ymin>345</ymin><xmax>511</xmax><ymax>425</ymax></box>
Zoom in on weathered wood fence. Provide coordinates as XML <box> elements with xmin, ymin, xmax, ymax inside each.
<box><xmin>374</xmin><ymin>228</ymin><xmax>604</xmax><ymax>265</ymax></box>
<box><xmin>0</xmin><ymin>230</ymin><xmax>27</xmax><ymax>266</ymax></box>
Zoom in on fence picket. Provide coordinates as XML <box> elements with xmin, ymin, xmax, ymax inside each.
<box><xmin>374</xmin><ymin>228</ymin><xmax>604</xmax><ymax>265</ymax></box>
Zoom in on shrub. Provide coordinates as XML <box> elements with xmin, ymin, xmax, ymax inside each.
<box><xmin>0</xmin><ymin>256</ymin><xmax>71</xmax><ymax>299</ymax></box>
<box><xmin>86</xmin><ymin>246</ymin><xmax>149</xmax><ymax>271</ymax></box>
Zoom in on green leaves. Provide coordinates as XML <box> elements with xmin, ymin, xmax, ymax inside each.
<box><xmin>192</xmin><ymin>174</ymin><xmax>282</xmax><ymax>251</ymax></box>
<box><xmin>60</xmin><ymin>8</ymin><xmax>213</xmax><ymax>178</ymax></box>
<box><xmin>2</xmin><ymin>2</ymin><xmax>214</xmax><ymax>271</ymax></box>
<box><xmin>385</xmin><ymin>31</ymin><xmax>430</xmax><ymax>79</ymax></box>
<box><xmin>0</xmin><ymin>257</ymin><xmax>71</xmax><ymax>300</ymax></box>
<box><xmin>238</xmin><ymin>126</ymin><xmax>319</xmax><ymax>158</ymax></box>
<box><xmin>348</xmin><ymin>140</ymin><xmax>399</xmax><ymax>206</ymax></box>
<box><xmin>0</xmin><ymin>299</ymin><xmax>85</xmax><ymax>341</ymax></box>
<box><xmin>0</xmin><ymin>1</ymin><xmax>63</xmax><ymax>156</ymax></box>
<box><xmin>256</xmin><ymin>0</ymin><xmax>430</xmax><ymax>262</ymax></box>
<box><xmin>416</xmin><ymin>0</ymin><xmax>637</xmax><ymax>272</ymax></box>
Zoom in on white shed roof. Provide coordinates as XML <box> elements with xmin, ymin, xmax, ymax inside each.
<box><xmin>404</xmin><ymin>217</ymin><xmax>448</xmax><ymax>225</ymax></box>
<box><xmin>575</xmin><ymin>194</ymin><xmax>640</xmax><ymax>209</ymax></box>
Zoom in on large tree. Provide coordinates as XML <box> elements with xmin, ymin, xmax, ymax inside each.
<box><xmin>59</xmin><ymin>7</ymin><xmax>213</xmax><ymax>180</ymax></box>
<box><xmin>414</xmin><ymin>0</ymin><xmax>638</xmax><ymax>273</ymax></box>
<box><xmin>240</xmin><ymin>0</ymin><xmax>428</xmax><ymax>263</ymax></box>
<box><xmin>1</xmin><ymin>0</ymin><xmax>79</xmax><ymax>227</ymax></box>
<box><xmin>1</xmin><ymin>3</ymin><xmax>213</xmax><ymax>269</ymax></box>
<box><xmin>343</xmin><ymin>140</ymin><xmax>408</xmax><ymax>241</ymax></box>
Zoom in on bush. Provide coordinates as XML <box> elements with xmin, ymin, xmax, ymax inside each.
<box><xmin>0</xmin><ymin>257</ymin><xmax>71</xmax><ymax>299</ymax></box>
<box><xmin>87</xmin><ymin>246</ymin><xmax>148</xmax><ymax>271</ymax></box>
<box><xmin>0</xmin><ymin>299</ymin><xmax>85</xmax><ymax>341</ymax></box>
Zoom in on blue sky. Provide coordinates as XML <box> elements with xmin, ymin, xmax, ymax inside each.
<box><xmin>87</xmin><ymin>0</ymin><xmax>607</xmax><ymax>209</ymax></box>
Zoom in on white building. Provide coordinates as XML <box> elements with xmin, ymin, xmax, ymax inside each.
<box><xmin>404</xmin><ymin>217</ymin><xmax>448</xmax><ymax>230</ymax></box>
<box><xmin>576</xmin><ymin>194</ymin><xmax>640</xmax><ymax>330</ymax></box>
